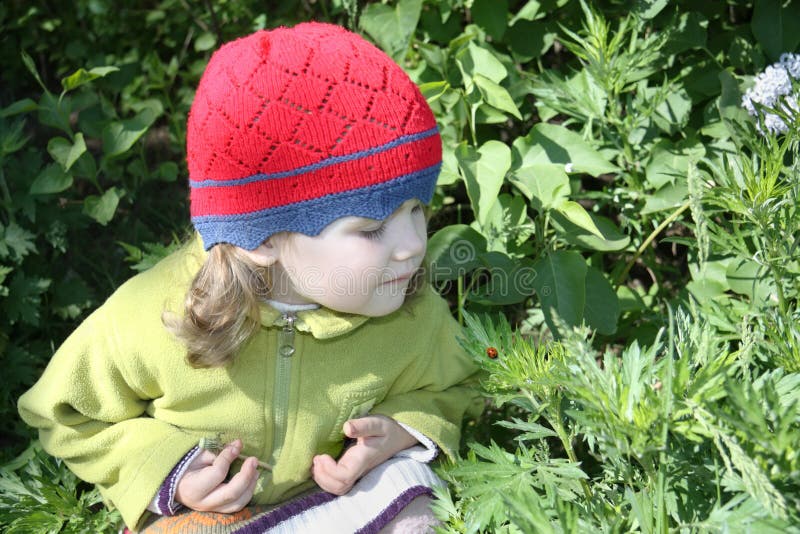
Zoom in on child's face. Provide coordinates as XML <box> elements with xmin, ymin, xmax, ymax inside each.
<box><xmin>267</xmin><ymin>199</ymin><xmax>427</xmax><ymax>316</ymax></box>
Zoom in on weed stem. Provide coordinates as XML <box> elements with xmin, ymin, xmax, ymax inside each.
<box><xmin>615</xmin><ymin>200</ymin><xmax>691</xmax><ymax>287</ymax></box>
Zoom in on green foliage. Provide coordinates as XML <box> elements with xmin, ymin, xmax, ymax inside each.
<box><xmin>2</xmin><ymin>0</ymin><xmax>800</xmax><ymax>530</ymax></box>
<box><xmin>436</xmin><ymin>309</ymin><xmax>800</xmax><ymax>531</ymax></box>
<box><xmin>0</xmin><ymin>442</ymin><xmax>121</xmax><ymax>533</ymax></box>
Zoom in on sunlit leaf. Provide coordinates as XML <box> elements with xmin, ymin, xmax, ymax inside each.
<box><xmin>82</xmin><ymin>187</ymin><xmax>121</xmax><ymax>225</ymax></box>
<box><xmin>29</xmin><ymin>164</ymin><xmax>73</xmax><ymax>195</ymax></box>
<box><xmin>456</xmin><ymin>140</ymin><xmax>511</xmax><ymax>227</ymax></box>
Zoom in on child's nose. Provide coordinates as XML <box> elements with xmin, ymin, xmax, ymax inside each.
<box><xmin>392</xmin><ymin>217</ymin><xmax>426</xmax><ymax>261</ymax></box>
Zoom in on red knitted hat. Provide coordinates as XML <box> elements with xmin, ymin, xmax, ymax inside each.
<box><xmin>187</xmin><ymin>22</ymin><xmax>441</xmax><ymax>250</ymax></box>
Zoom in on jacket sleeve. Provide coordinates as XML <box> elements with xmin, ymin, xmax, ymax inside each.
<box><xmin>17</xmin><ymin>307</ymin><xmax>199</xmax><ymax>530</ymax></box>
<box><xmin>370</xmin><ymin>290</ymin><xmax>483</xmax><ymax>460</ymax></box>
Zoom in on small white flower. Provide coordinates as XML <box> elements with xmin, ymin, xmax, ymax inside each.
<box><xmin>745</xmin><ymin>65</ymin><xmax>792</xmax><ymax>109</ymax></box>
<box><xmin>780</xmin><ymin>52</ymin><xmax>800</xmax><ymax>79</ymax></box>
<box><xmin>564</xmin><ymin>162</ymin><xmax>574</xmax><ymax>173</ymax></box>
<box><xmin>741</xmin><ymin>55</ymin><xmax>799</xmax><ymax>137</ymax></box>
<box><xmin>762</xmin><ymin>113</ymin><xmax>788</xmax><ymax>134</ymax></box>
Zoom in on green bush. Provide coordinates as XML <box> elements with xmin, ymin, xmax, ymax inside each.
<box><xmin>2</xmin><ymin>1</ymin><xmax>798</xmax><ymax>532</ymax></box>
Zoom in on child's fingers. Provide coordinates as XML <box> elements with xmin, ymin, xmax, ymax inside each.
<box><xmin>201</xmin><ymin>457</ymin><xmax>261</xmax><ymax>513</ymax></box>
<box><xmin>312</xmin><ymin>454</ymin><xmax>357</xmax><ymax>495</ymax></box>
<box><xmin>343</xmin><ymin>415</ymin><xmax>387</xmax><ymax>439</ymax></box>
<box><xmin>207</xmin><ymin>440</ymin><xmax>242</xmax><ymax>478</ymax></box>
<box><xmin>195</xmin><ymin>449</ymin><xmax>217</xmax><ymax>466</ymax></box>
<box><xmin>177</xmin><ymin>442</ymin><xmax>241</xmax><ymax>506</ymax></box>
<box><xmin>187</xmin><ymin>440</ymin><xmax>243</xmax><ymax>497</ymax></box>
<box><xmin>312</xmin><ymin>445</ymin><xmax>376</xmax><ymax>495</ymax></box>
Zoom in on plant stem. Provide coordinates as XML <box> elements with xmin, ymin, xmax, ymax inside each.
<box><xmin>615</xmin><ymin>200</ymin><xmax>691</xmax><ymax>287</ymax></box>
<box><xmin>552</xmin><ymin>399</ymin><xmax>594</xmax><ymax>501</ymax></box>
<box><xmin>0</xmin><ymin>166</ymin><xmax>15</xmax><ymax>225</ymax></box>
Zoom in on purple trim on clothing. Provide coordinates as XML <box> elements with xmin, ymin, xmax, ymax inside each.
<box><xmin>157</xmin><ymin>445</ymin><xmax>199</xmax><ymax>515</ymax></box>
<box><xmin>355</xmin><ymin>485</ymin><xmax>433</xmax><ymax>534</ymax></box>
<box><xmin>231</xmin><ymin>491</ymin><xmax>338</xmax><ymax>534</ymax></box>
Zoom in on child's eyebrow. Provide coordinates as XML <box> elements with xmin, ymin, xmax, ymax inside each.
<box><xmin>340</xmin><ymin>215</ymin><xmax>383</xmax><ymax>228</ymax></box>
<box><xmin>341</xmin><ymin>200</ymin><xmax>419</xmax><ymax>228</ymax></box>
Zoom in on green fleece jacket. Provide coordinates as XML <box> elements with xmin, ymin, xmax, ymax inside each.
<box><xmin>18</xmin><ymin>240</ymin><xmax>479</xmax><ymax>530</ymax></box>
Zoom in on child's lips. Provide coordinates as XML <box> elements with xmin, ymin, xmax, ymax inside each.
<box><xmin>383</xmin><ymin>273</ymin><xmax>413</xmax><ymax>284</ymax></box>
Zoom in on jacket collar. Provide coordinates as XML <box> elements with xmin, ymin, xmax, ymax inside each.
<box><xmin>259</xmin><ymin>305</ymin><xmax>370</xmax><ymax>339</ymax></box>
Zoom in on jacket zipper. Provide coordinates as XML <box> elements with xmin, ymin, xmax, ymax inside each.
<box><xmin>269</xmin><ymin>312</ymin><xmax>296</xmax><ymax>467</ymax></box>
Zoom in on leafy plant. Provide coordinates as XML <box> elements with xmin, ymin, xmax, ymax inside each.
<box><xmin>0</xmin><ymin>442</ymin><xmax>121</xmax><ymax>533</ymax></box>
<box><xmin>433</xmin><ymin>309</ymin><xmax>800</xmax><ymax>532</ymax></box>
<box><xmin>3</xmin><ymin>1</ymin><xmax>800</xmax><ymax>531</ymax></box>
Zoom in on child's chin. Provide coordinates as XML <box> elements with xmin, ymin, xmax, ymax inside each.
<box><xmin>336</xmin><ymin>295</ymin><xmax>408</xmax><ymax>317</ymax></box>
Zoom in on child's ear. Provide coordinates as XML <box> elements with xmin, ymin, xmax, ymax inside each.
<box><xmin>240</xmin><ymin>240</ymin><xmax>278</xmax><ymax>267</ymax></box>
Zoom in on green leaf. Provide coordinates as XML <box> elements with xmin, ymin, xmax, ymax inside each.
<box><xmin>101</xmin><ymin>109</ymin><xmax>157</xmax><ymax>157</ymax></box>
<box><xmin>551</xmin><ymin>211</ymin><xmax>630</xmax><ymax>251</ymax></box>
<box><xmin>456</xmin><ymin>140</ymin><xmax>511</xmax><ymax>227</ymax></box>
<box><xmin>468</xmin><ymin>252</ymin><xmax>538</xmax><ymax>305</ymax></box>
<box><xmin>495</xmin><ymin>418</ymin><xmax>558</xmax><ymax>440</ymax></box>
<box><xmin>644</xmin><ymin>139</ymin><xmax>705</xmax><ymax>189</ymax></box>
<box><xmin>687</xmin><ymin>260</ymin><xmax>731</xmax><ymax>301</ymax></box>
<box><xmin>506</xmin><ymin>20</ymin><xmax>555</xmax><ymax>61</ymax></box>
<box><xmin>473</xmin><ymin>74</ymin><xmax>522</xmax><ymax>120</ymax></box>
<box><xmin>554</xmin><ymin>201</ymin><xmax>603</xmax><ymax>239</ymax></box>
<box><xmin>157</xmin><ymin>161</ymin><xmax>179</xmax><ymax>182</ymax></box>
<box><xmin>651</xmin><ymin>87</ymin><xmax>692</xmax><ymax>135</ymax></box>
<box><xmin>0</xmin><ymin>265</ymin><xmax>11</xmax><ymax>296</ymax></box>
<box><xmin>29</xmin><ymin>163</ymin><xmax>73</xmax><ymax>195</ymax></box>
<box><xmin>37</xmin><ymin>92</ymin><xmax>72</xmax><ymax>135</ymax></box>
<box><xmin>419</xmin><ymin>81</ymin><xmax>449</xmax><ymax>103</ymax></box>
<box><xmin>0</xmin><ymin>98</ymin><xmax>37</xmax><ymax>118</ymax></box>
<box><xmin>52</xmin><ymin>274</ymin><xmax>94</xmax><ymax>320</ymax></box>
<box><xmin>82</xmin><ymin>187</ymin><xmax>120</xmax><ymax>225</ymax></box>
<box><xmin>60</xmin><ymin>66</ymin><xmax>119</xmax><ymax>92</ymax></box>
<box><xmin>47</xmin><ymin>133</ymin><xmax>86</xmax><ymax>171</ymax></box>
<box><xmin>663</xmin><ymin>12</ymin><xmax>708</xmax><ymax>53</ymax></box>
<box><xmin>726</xmin><ymin>258</ymin><xmax>775</xmax><ymax>306</ymax></box>
<box><xmin>359</xmin><ymin>0</ymin><xmax>423</xmax><ymax>57</ymax></box>
<box><xmin>117</xmin><ymin>240</ymin><xmax>184</xmax><ymax>273</ymax></box>
<box><xmin>531</xmin><ymin>250</ymin><xmax>587</xmax><ymax>332</ymax></box>
<box><xmin>718</xmin><ymin>70</ymin><xmax>751</xmax><ymax>135</ymax></box>
<box><xmin>634</xmin><ymin>0</ymin><xmax>668</xmax><ymax>19</ymax></box>
<box><xmin>456</xmin><ymin>41</ymin><xmax>508</xmax><ymax>89</ymax></box>
<box><xmin>0</xmin><ymin>120</ymin><xmax>29</xmax><ymax>156</ymax></box>
<box><xmin>438</xmin><ymin>147</ymin><xmax>460</xmax><ymax>186</ymax></box>
<box><xmin>426</xmin><ymin>224</ymin><xmax>487</xmax><ymax>281</ymax></box>
<box><xmin>751</xmin><ymin>0</ymin><xmax>800</xmax><ymax>61</ymax></box>
<box><xmin>508</xmin><ymin>163</ymin><xmax>569</xmax><ymax>211</ymax></box>
<box><xmin>641</xmin><ymin>182</ymin><xmax>688</xmax><ymax>214</ymax></box>
<box><xmin>0</xmin><ymin>222</ymin><xmax>36</xmax><ymax>260</ymax></box>
<box><xmin>20</xmin><ymin>50</ymin><xmax>46</xmax><ymax>91</ymax></box>
<box><xmin>0</xmin><ymin>272</ymin><xmax>51</xmax><ymax>326</ymax></box>
<box><xmin>471</xmin><ymin>0</ymin><xmax>508</xmax><ymax>41</ymax></box>
<box><xmin>194</xmin><ymin>32</ymin><xmax>217</xmax><ymax>52</ymax></box>
<box><xmin>583</xmin><ymin>266</ymin><xmax>619</xmax><ymax>335</ymax></box>
<box><xmin>510</xmin><ymin>0</ymin><xmax>542</xmax><ymax>24</ymax></box>
<box><xmin>512</xmin><ymin>123</ymin><xmax>619</xmax><ymax>177</ymax></box>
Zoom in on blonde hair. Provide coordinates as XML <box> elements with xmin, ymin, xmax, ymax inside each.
<box><xmin>163</xmin><ymin>243</ymin><xmax>269</xmax><ymax>368</ymax></box>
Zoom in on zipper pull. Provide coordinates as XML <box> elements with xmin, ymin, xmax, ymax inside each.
<box><xmin>278</xmin><ymin>314</ymin><xmax>296</xmax><ymax>357</ymax></box>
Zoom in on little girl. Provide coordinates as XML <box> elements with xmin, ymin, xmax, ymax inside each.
<box><xmin>18</xmin><ymin>22</ymin><xmax>479</xmax><ymax>533</ymax></box>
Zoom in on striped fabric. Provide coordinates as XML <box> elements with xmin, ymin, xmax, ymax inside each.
<box><xmin>132</xmin><ymin>455</ymin><xmax>442</xmax><ymax>533</ymax></box>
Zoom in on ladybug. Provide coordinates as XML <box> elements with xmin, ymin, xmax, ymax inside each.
<box><xmin>485</xmin><ymin>347</ymin><xmax>498</xmax><ymax>359</ymax></box>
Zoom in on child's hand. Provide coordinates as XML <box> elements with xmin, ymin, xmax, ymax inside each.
<box><xmin>311</xmin><ymin>415</ymin><xmax>418</xmax><ymax>495</ymax></box>
<box><xmin>175</xmin><ymin>439</ymin><xmax>261</xmax><ymax>513</ymax></box>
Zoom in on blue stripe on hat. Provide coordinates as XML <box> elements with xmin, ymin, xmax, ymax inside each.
<box><xmin>193</xmin><ymin>164</ymin><xmax>440</xmax><ymax>250</ymax></box>
<box><xmin>190</xmin><ymin>127</ymin><xmax>440</xmax><ymax>188</ymax></box>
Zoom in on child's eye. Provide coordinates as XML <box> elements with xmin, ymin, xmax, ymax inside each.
<box><xmin>360</xmin><ymin>224</ymin><xmax>386</xmax><ymax>240</ymax></box>
<box><xmin>411</xmin><ymin>203</ymin><xmax>423</xmax><ymax>213</ymax></box>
